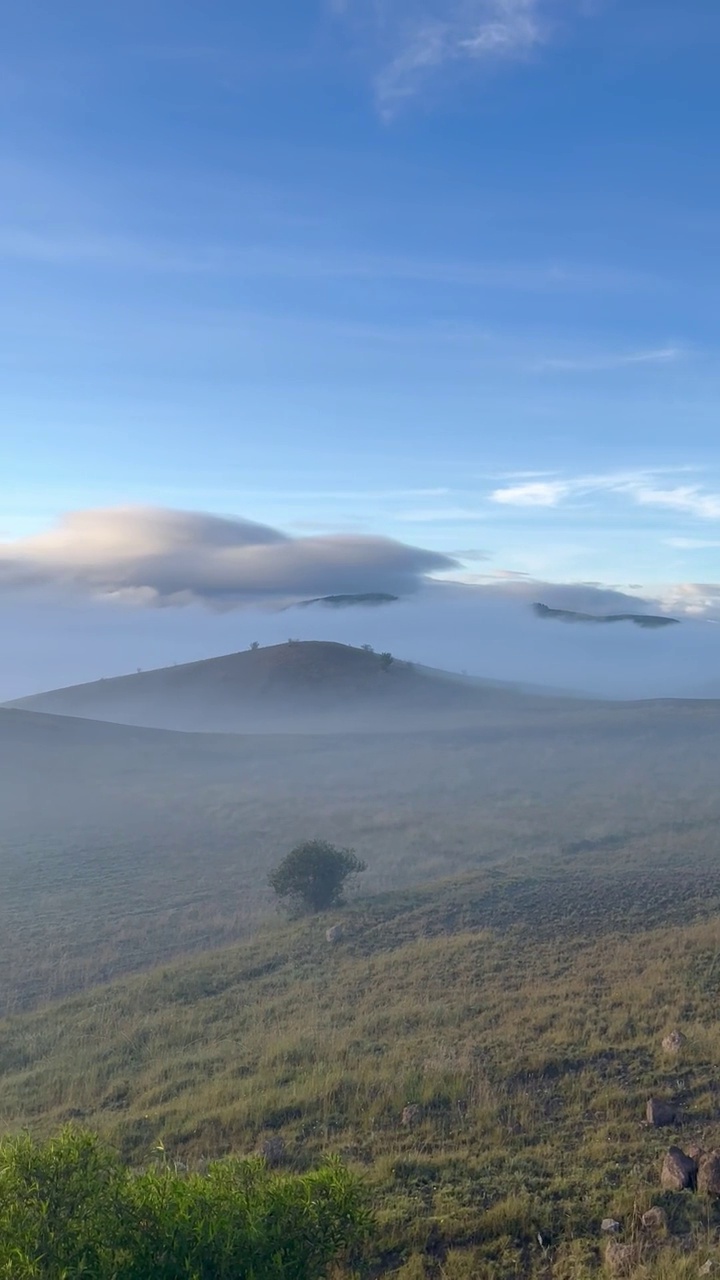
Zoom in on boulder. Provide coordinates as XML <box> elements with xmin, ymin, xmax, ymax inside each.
<box><xmin>698</xmin><ymin>1151</ymin><xmax>720</xmax><ymax>1195</ymax></box>
<box><xmin>601</xmin><ymin>1218</ymin><xmax>621</xmax><ymax>1233</ymax></box>
<box><xmin>605</xmin><ymin>1241</ymin><xmax>638</xmax><ymax>1276</ymax></box>
<box><xmin>646</xmin><ymin>1097</ymin><xmax>677</xmax><ymax>1127</ymax></box>
<box><xmin>641</xmin><ymin>1206</ymin><xmax>667</xmax><ymax>1231</ymax></box>
<box><xmin>402</xmin><ymin>1103</ymin><xmax>422</xmax><ymax>1128</ymax></box>
<box><xmin>661</xmin><ymin>1146</ymin><xmax>698</xmax><ymax>1191</ymax></box>
<box><xmin>325</xmin><ymin>924</ymin><xmax>344</xmax><ymax>944</ymax></box>
<box><xmin>661</xmin><ymin>1029</ymin><xmax>686</xmax><ymax>1054</ymax></box>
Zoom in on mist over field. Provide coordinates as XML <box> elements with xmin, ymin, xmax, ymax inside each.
<box><xmin>1</xmin><ymin>584</ymin><xmax>717</xmax><ymax>703</ymax></box>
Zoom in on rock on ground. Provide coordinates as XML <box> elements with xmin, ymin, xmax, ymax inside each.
<box><xmin>661</xmin><ymin>1029</ymin><xmax>687</xmax><ymax>1054</ymax></box>
<box><xmin>661</xmin><ymin>1146</ymin><xmax>698</xmax><ymax>1191</ymax></box>
<box><xmin>601</xmin><ymin>1218</ymin><xmax>621</xmax><ymax>1233</ymax></box>
<box><xmin>641</xmin><ymin>1206</ymin><xmax>667</xmax><ymax>1230</ymax></box>
<box><xmin>325</xmin><ymin>923</ymin><xmax>344</xmax><ymax>944</ymax></box>
<box><xmin>646</xmin><ymin>1097</ymin><xmax>677</xmax><ymax>1127</ymax></box>
<box><xmin>698</xmin><ymin>1151</ymin><xmax>720</xmax><ymax>1195</ymax></box>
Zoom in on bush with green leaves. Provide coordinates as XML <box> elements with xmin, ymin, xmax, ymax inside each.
<box><xmin>269</xmin><ymin>840</ymin><xmax>367</xmax><ymax>914</ymax></box>
<box><xmin>0</xmin><ymin>1129</ymin><xmax>370</xmax><ymax>1280</ymax></box>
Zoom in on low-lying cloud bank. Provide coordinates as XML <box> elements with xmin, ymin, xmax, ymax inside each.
<box><xmin>0</xmin><ymin>506</ymin><xmax>455</xmax><ymax>606</ymax></box>
<box><xmin>1</xmin><ymin>506</ymin><xmax>718</xmax><ymax>702</ymax></box>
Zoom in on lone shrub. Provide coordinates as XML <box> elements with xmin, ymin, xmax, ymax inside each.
<box><xmin>379</xmin><ymin>652</ymin><xmax>394</xmax><ymax>670</ymax></box>
<box><xmin>269</xmin><ymin>840</ymin><xmax>367</xmax><ymax>914</ymax></box>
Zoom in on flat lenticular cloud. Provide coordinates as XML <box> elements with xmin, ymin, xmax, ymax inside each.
<box><xmin>0</xmin><ymin>506</ymin><xmax>456</xmax><ymax>608</ymax></box>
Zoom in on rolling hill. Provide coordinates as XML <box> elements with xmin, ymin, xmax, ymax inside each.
<box><xmin>5</xmin><ymin>641</ymin><xmax>574</xmax><ymax>733</ymax></box>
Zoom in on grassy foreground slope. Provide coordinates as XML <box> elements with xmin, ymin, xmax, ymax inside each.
<box><xmin>3</xmin><ymin>871</ymin><xmax>720</xmax><ymax>1276</ymax></box>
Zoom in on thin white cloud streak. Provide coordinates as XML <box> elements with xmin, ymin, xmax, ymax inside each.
<box><xmin>633</xmin><ymin>485</ymin><xmax>720</xmax><ymax>520</ymax></box>
<box><xmin>491</xmin><ymin>480</ymin><xmax>571</xmax><ymax>507</ymax></box>
<box><xmin>490</xmin><ymin>469</ymin><xmax>720</xmax><ymax>521</ymax></box>
<box><xmin>665</xmin><ymin>537</ymin><xmax>720</xmax><ymax>550</ymax></box>
<box><xmin>393</xmin><ymin>508</ymin><xmax>488</xmax><ymax>522</ymax></box>
<box><xmin>532</xmin><ymin>346</ymin><xmax>684</xmax><ymax>373</ymax></box>
<box><xmin>372</xmin><ymin>0</ymin><xmax>546</xmax><ymax>111</ymax></box>
<box><xmin>0</xmin><ymin>226</ymin><xmax>649</xmax><ymax>292</ymax></box>
<box><xmin>332</xmin><ymin>0</ymin><xmax>589</xmax><ymax>113</ymax></box>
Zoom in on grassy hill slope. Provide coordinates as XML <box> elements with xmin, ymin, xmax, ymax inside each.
<box><xmin>3</xmin><ymin>871</ymin><xmax>720</xmax><ymax>1276</ymax></box>
<box><xmin>5</xmin><ymin>641</ymin><xmax>576</xmax><ymax>733</ymax></box>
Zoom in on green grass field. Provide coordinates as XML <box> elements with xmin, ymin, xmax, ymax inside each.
<box><xmin>4</xmin><ymin>867</ymin><xmax>720</xmax><ymax>1276</ymax></box>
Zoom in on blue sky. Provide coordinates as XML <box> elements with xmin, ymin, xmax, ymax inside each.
<box><xmin>2</xmin><ymin>0</ymin><xmax>720</xmax><ymax>691</ymax></box>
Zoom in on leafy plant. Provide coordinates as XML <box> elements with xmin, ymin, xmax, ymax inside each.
<box><xmin>0</xmin><ymin>1129</ymin><xmax>369</xmax><ymax>1279</ymax></box>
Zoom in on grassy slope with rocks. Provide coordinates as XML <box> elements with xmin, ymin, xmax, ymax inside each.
<box><xmin>4</xmin><ymin>870</ymin><xmax>720</xmax><ymax>1277</ymax></box>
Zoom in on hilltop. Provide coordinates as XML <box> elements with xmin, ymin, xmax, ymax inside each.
<box><xmin>5</xmin><ymin>640</ymin><xmax>571</xmax><ymax>733</ymax></box>
<box><xmin>533</xmin><ymin>602</ymin><xmax>680</xmax><ymax>628</ymax></box>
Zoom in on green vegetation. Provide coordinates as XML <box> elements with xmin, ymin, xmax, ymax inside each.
<box><xmin>269</xmin><ymin>840</ymin><xmax>367</xmax><ymax>913</ymax></box>
<box><xmin>0</xmin><ymin>1129</ymin><xmax>368</xmax><ymax>1279</ymax></box>
<box><xmin>4</xmin><ymin>871</ymin><xmax>720</xmax><ymax>1275</ymax></box>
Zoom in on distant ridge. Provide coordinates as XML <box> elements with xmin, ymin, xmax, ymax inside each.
<box><xmin>533</xmin><ymin>602</ymin><xmax>680</xmax><ymax>629</ymax></box>
<box><xmin>5</xmin><ymin>640</ymin><xmax>567</xmax><ymax>734</ymax></box>
<box><xmin>295</xmin><ymin>592</ymin><xmax>398</xmax><ymax>608</ymax></box>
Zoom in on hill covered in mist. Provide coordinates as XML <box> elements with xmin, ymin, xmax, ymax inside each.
<box><xmin>5</xmin><ymin>640</ymin><xmax>573</xmax><ymax>733</ymax></box>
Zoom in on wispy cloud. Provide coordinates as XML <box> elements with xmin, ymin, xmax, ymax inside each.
<box><xmin>333</xmin><ymin>1</ymin><xmax>584</xmax><ymax>113</ymax></box>
<box><xmin>0</xmin><ymin>226</ymin><xmax>648</xmax><ymax>293</ymax></box>
<box><xmin>490</xmin><ymin>469</ymin><xmax>720</xmax><ymax>521</ymax></box>
<box><xmin>532</xmin><ymin>346</ymin><xmax>684</xmax><ymax>373</ymax></box>
<box><xmin>633</xmin><ymin>485</ymin><xmax>720</xmax><ymax>520</ymax></box>
<box><xmin>665</xmin><ymin>537</ymin><xmax>720</xmax><ymax>550</ymax></box>
<box><xmin>393</xmin><ymin>507</ymin><xmax>488</xmax><ymax>522</ymax></box>
<box><xmin>490</xmin><ymin>479</ymin><xmax>571</xmax><ymax>507</ymax></box>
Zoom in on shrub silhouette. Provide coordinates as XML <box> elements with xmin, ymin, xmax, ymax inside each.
<box><xmin>269</xmin><ymin>840</ymin><xmax>367</xmax><ymax>914</ymax></box>
<box><xmin>379</xmin><ymin>652</ymin><xmax>394</xmax><ymax>670</ymax></box>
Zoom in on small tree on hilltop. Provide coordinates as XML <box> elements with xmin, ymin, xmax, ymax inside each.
<box><xmin>249</xmin><ymin>640</ymin><xmax>260</xmax><ymax>651</ymax></box>
<box><xmin>379</xmin><ymin>651</ymin><xmax>394</xmax><ymax>670</ymax></box>
<box><xmin>269</xmin><ymin>840</ymin><xmax>367</xmax><ymax>914</ymax></box>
